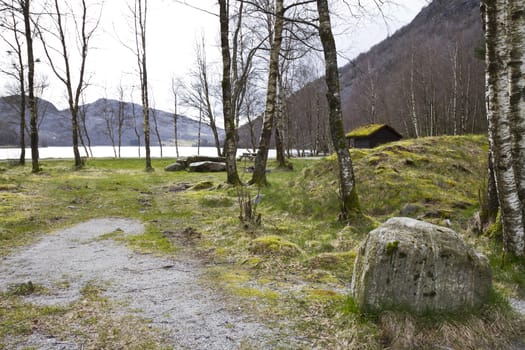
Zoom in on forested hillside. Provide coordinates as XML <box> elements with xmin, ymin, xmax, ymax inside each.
<box><xmin>252</xmin><ymin>0</ymin><xmax>485</xmax><ymax>153</ymax></box>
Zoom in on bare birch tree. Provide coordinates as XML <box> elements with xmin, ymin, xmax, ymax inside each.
<box><xmin>2</xmin><ymin>0</ymin><xmax>42</xmax><ymax>171</ymax></box>
<box><xmin>78</xmin><ymin>93</ymin><xmax>92</xmax><ymax>157</ymax></box>
<box><xmin>219</xmin><ymin>0</ymin><xmax>241</xmax><ymax>185</ymax></box>
<box><xmin>116</xmin><ymin>83</ymin><xmax>127</xmax><ymax>158</ymax></box>
<box><xmin>183</xmin><ymin>35</ymin><xmax>222</xmax><ymax>156</ymax></box>
<box><xmin>0</xmin><ymin>3</ymin><xmax>27</xmax><ymax>164</ymax></box>
<box><xmin>130</xmin><ymin>87</ymin><xmax>141</xmax><ymax>157</ymax></box>
<box><xmin>131</xmin><ymin>0</ymin><xmax>152</xmax><ymax>171</ymax></box>
<box><xmin>101</xmin><ymin>95</ymin><xmax>117</xmax><ymax>157</ymax></box>
<box><xmin>39</xmin><ymin>0</ymin><xmax>101</xmax><ymax>169</ymax></box>
<box><xmin>171</xmin><ymin>77</ymin><xmax>180</xmax><ymax>158</ymax></box>
<box><xmin>250</xmin><ymin>0</ymin><xmax>285</xmax><ymax>186</ymax></box>
<box><xmin>316</xmin><ymin>0</ymin><xmax>359</xmax><ymax>219</ymax></box>
<box><xmin>150</xmin><ymin>100</ymin><xmax>163</xmax><ymax>158</ymax></box>
<box><xmin>482</xmin><ymin>0</ymin><xmax>525</xmax><ymax>256</ymax></box>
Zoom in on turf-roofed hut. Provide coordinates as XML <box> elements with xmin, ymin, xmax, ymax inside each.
<box><xmin>346</xmin><ymin>124</ymin><xmax>402</xmax><ymax>149</ymax></box>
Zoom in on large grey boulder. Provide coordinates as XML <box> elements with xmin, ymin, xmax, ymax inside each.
<box><xmin>351</xmin><ymin>217</ymin><xmax>492</xmax><ymax>313</ymax></box>
<box><xmin>188</xmin><ymin>161</ymin><xmax>226</xmax><ymax>172</ymax></box>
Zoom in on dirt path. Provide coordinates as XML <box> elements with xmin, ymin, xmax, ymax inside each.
<box><xmin>0</xmin><ymin>218</ymin><xmax>288</xmax><ymax>349</ymax></box>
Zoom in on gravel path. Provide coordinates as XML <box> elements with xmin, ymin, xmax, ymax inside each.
<box><xmin>0</xmin><ymin>218</ymin><xmax>286</xmax><ymax>349</ymax></box>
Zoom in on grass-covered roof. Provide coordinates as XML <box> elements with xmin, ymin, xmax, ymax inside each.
<box><xmin>346</xmin><ymin>123</ymin><xmax>395</xmax><ymax>138</ymax></box>
<box><xmin>347</xmin><ymin>124</ymin><xmax>385</xmax><ymax>137</ymax></box>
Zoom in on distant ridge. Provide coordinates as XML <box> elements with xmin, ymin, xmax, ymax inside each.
<box><xmin>0</xmin><ymin>96</ymin><xmax>223</xmax><ymax>147</ymax></box>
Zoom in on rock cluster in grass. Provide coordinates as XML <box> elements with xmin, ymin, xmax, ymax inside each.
<box><xmin>351</xmin><ymin>217</ymin><xmax>492</xmax><ymax>314</ymax></box>
<box><xmin>165</xmin><ymin>156</ymin><xmax>226</xmax><ymax>172</ymax></box>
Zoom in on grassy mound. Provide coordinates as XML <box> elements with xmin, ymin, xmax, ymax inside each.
<box><xmin>298</xmin><ymin>135</ymin><xmax>487</xmax><ymax>226</ymax></box>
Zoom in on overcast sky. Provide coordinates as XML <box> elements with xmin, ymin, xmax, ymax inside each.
<box><xmin>0</xmin><ymin>0</ymin><xmax>429</xmax><ymax>118</ymax></box>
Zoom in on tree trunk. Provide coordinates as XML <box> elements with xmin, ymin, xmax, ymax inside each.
<box><xmin>409</xmin><ymin>52</ymin><xmax>420</xmax><ymax>138</ymax></box>
<box><xmin>117</xmin><ymin>99</ymin><xmax>125</xmax><ymax>158</ymax></box>
<box><xmin>151</xmin><ymin>109</ymin><xmax>163</xmax><ymax>158</ymax></box>
<box><xmin>197</xmin><ymin>104</ymin><xmax>202</xmax><ymax>155</ymax></box>
<box><xmin>22</xmin><ymin>0</ymin><xmax>39</xmax><ymax>173</ymax></box>
<box><xmin>246</xmin><ymin>103</ymin><xmax>257</xmax><ymax>153</ymax></box>
<box><xmin>275</xmin><ymin>69</ymin><xmax>288</xmax><ymax>168</ymax></box>
<box><xmin>200</xmin><ymin>48</ymin><xmax>222</xmax><ymax>157</ymax></box>
<box><xmin>172</xmin><ymin>90</ymin><xmax>179</xmax><ymax>158</ymax></box>
<box><xmin>142</xmin><ymin>72</ymin><xmax>152</xmax><ymax>170</ymax></box>
<box><xmin>79</xmin><ymin>102</ymin><xmax>93</xmax><ymax>158</ymax></box>
<box><xmin>480</xmin><ymin>152</ymin><xmax>499</xmax><ymax>227</ymax></box>
<box><xmin>71</xmin><ymin>109</ymin><xmax>82</xmax><ymax>169</ymax></box>
<box><xmin>207</xmin><ymin>112</ymin><xmax>222</xmax><ymax>157</ymax></box>
<box><xmin>18</xmin><ymin>71</ymin><xmax>26</xmax><ymax>165</ymax></box>
<box><xmin>250</xmin><ymin>0</ymin><xmax>284</xmax><ymax>186</ymax></box>
<box><xmin>483</xmin><ymin>0</ymin><xmax>524</xmax><ymax>255</ymax></box>
<box><xmin>508</xmin><ymin>0</ymin><xmax>525</xmax><ymax>208</ymax></box>
<box><xmin>316</xmin><ymin>0</ymin><xmax>359</xmax><ymax>220</ymax></box>
<box><xmin>131</xmin><ymin>99</ymin><xmax>142</xmax><ymax>158</ymax></box>
<box><xmin>219</xmin><ymin>0</ymin><xmax>241</xmax><ymax>185</ymax></box>
<box><xmin>137</xmin><ymin>0</ymin><xmax>152</xmax><ymax>171</ymax></box>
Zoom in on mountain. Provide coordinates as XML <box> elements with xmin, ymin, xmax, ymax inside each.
<box><xmin>0</xmin><ymin>96</ymin><xmax>223</xmax><ymax>147</ymax></box>
<box><xmin>239</xmin><ymin>0</ymin><xmax>485</xmax><ymax>151</ymax></box>
<box><xmin>337</xmin><ymin>0</ymin><xmax>485</xmax><ymax>135</ymax></box>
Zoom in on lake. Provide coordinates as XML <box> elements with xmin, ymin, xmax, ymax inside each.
<box><xmin>0</xmin><ymin>146</ymin><xmax>275</xmax><ymax>160</ymax></box>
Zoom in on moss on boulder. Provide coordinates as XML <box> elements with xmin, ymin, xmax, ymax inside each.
<box><xmin>351</xmin><ymin>217</ymin><xmax>492</xmax><ymax>314</ymax></box>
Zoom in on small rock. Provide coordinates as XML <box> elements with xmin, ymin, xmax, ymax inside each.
<box><xmin>509</xmin><ymin>297</ymin><xmax>525</xmax><ymax>316</ymax></box>
<box><xmin>165</xmin><ymin>163</ymin><xmax>186</xmax><ymax>172</ymax></box>
<box><xmin>400</xmin><ymin>203</ymin><xmax>420</xmax><ymax>216</ymax></box>
<box><xmin>168</xmin><ymin>183</ymin><xmax>192</xmax><ymax>192</ymax></box>
<box><xmin>441</xmin><ymin>219</ymin><xmax>452</xmax><ymax>227</ymax></box>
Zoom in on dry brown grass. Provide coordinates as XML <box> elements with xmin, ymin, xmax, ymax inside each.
<box><xmin>378</xmin><ymin>306</ymin><xmax>524</xmax><ymax>350</ymax></box>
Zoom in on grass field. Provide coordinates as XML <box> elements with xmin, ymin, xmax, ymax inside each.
<box><xmin>1</xmin><ymin>135</ymin><xmax>524</xmax><ymax>349</ymax></box>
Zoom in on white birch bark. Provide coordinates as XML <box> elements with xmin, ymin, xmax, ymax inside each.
<box><xmin>484</xmin><ymin>0</ymin><xmax>525</xmax><ymax>255</ymax></box>
<box><xmin>508</xmin><ymin>0</ymin><xmax>525</xmax><ymax>208</ymax></box>
<box><xmin>410</xmin><ymin>52</ymin><xmax>420</xmax><ymax>138</ymax></box>
<box><xmin>250</xmin><ymin>0</ymin><xmax>284</xmax><ymax>186</ymax></box>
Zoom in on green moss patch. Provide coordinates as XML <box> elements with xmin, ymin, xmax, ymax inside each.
<box><xmin>249</xmin><ymin>235</ymin><xmax>303</xmax><ymax>257</ymax></box>
<box><xmin>191</xmin><ymin>181</ymin><xmax>214</xmax><ymax>190</ymax></box>
<box><xmin>309</xmin><ymin>252</ymin><xmax>356</xmax><ymax>271</ymax></box>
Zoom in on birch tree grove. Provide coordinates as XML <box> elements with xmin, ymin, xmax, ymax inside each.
<box><xmin>316</xmin><ymin>0</ymin><xmax>359</xmax><ymax>219</ymax></box>
<box><xmin>482</xmin><ymin>0</ymin><xmax>525</xmax><ymax>256</ymax></box>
